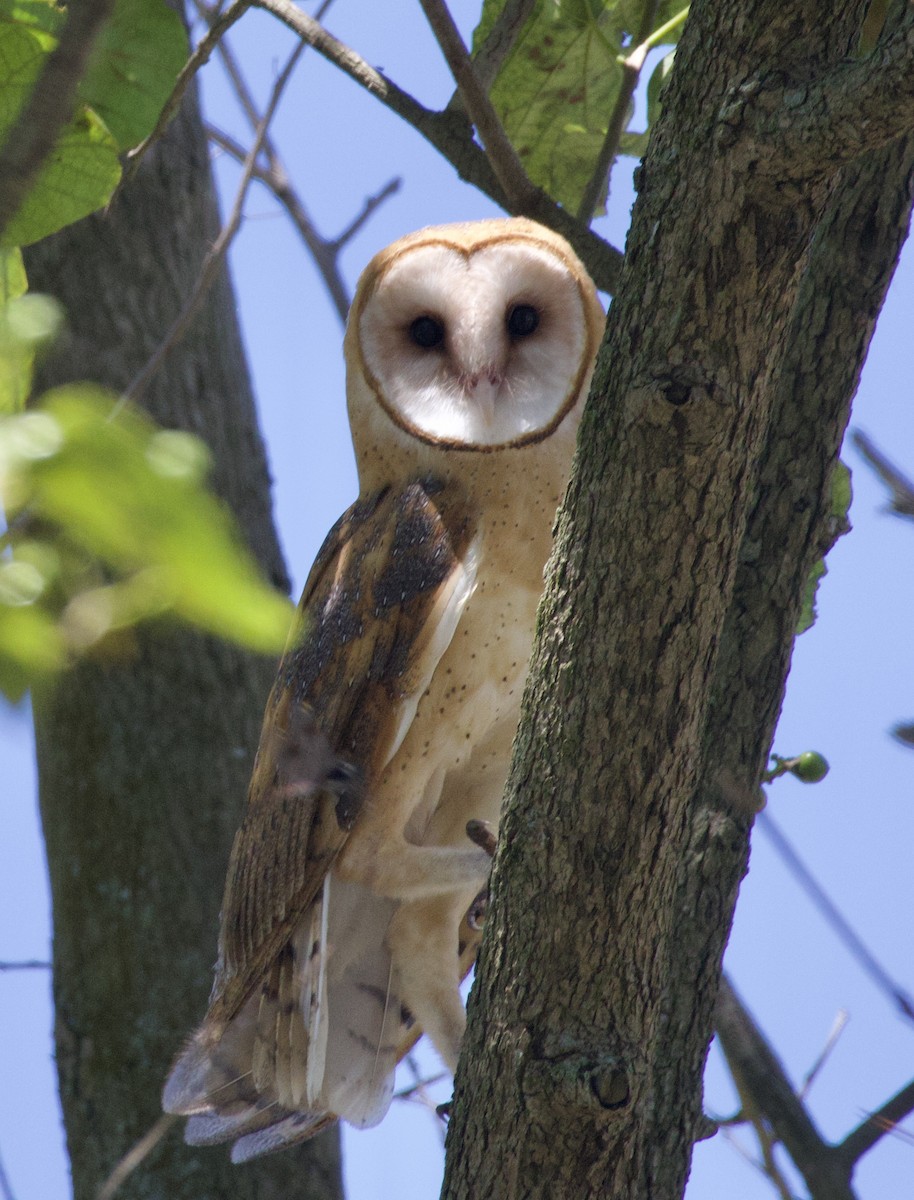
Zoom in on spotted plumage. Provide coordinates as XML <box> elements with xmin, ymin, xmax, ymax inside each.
<box><xmin>163</xmin><ymin>218</ymin><xmax>604</xmax><ymax>1160</ymax></box>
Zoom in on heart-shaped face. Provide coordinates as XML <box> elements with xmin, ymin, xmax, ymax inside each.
<box><xmin>347</xmin><ymin>218</ymin><xmax>604</xmax><ymax>453</ymax></box>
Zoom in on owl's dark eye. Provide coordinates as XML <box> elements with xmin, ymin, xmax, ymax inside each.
<box><xmin>409</xmin><ymin>315</ymin><xmax>445</xmax><ymax>349</ymax></box>
<box><xmin>506</xmin><ymin>304</ymin><xmax>539</xmax><ymax>338</ymax></box>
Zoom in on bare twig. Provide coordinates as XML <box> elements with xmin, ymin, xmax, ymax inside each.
<box><xmin>0</xmin><ymin>960</ymin><xmax>51</xmax><ymax>971</ymax></box>
<box><xmin>715</xmin><ymin>976</ymin><xmax>857</xmax><ymax>1200</ymax></box>
<box><xmin>197</xmin><ymin>0</ymin><xmax>397</xmax><ymax>323</ymax></box>
<box><xmin>250</xmin><ymin>0</ymin><xmax>624</xmax><ymax>293</ymax></box>
<box><xmin>0</xmin><ymin>1145</ymin><xmax>15</xmax><ymax>1200</ymax></box>
<box><xmin>0</xmin><ymin>0</ymin><xmax>116</xmax><ymax>240</ymax></box>
<box><xmin>208</xmin><ymin>123</ymin><xmax>399</xmax><ymax>321</ymax></box>
<box><xmin>800</xmin><ymin>1009</ymin><xmax>849</xmax><ymax>1100</ymax></box>
<box><xmin>719</xmin><ymin>1054</ymin><xmax>798</xmax><ymax>1200</ymax></box>
<box><xmin>419</xmin><ymin>0</ymin><xmax>539</xmax><ymax>212</ymax></box>
<box><xmin>330</xmin><ymin>178</ymin><xmax>402</xmax><ymax>250</ymax></box>
<box><xmin>123</xmin><ymin>39</ymin><xmax>304</xmax><ymax>403</ymax></box>
<box><xmin>852</xmin><ymin>429</ymin><xmax>914</xmax><ymax>520</ymax></box>
<box><xmin>838</xmin><ymin>1077</ymin><xmax>914</xmax><ymax>1168</ymax></box>
<box><xmin>95</xmin><ymin>1114</ymin><xmax>177</xmax><ymax>1200</ymax></box>
<box><xmin>577</xmin><ymin>0</ymin><xmax>661</xmax><ymax>222</ymax></box>
<box><xmin>758</xmin><ymin>811</ymin><xmax>914</xmax><ymax>1024</ymax></box>
<box><xmin>123</xmin><ymin>0</ymin><xmax>252</xmax><ymax>185</ymax></box>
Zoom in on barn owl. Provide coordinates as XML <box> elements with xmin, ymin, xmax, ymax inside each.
<box><xmin>163</xmin><ymin>217</ymin><xmax>604</xmax><ymax>1160</ymax></box>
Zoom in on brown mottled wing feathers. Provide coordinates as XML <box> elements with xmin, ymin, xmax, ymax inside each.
<box><xmin>207</xmin><ymin>481</ymin><xmax>475</xmax><ymax>1029</ymax></box>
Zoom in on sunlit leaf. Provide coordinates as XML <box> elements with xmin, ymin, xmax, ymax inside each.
<box><xmin>0</xmin><ymin>246</ymin><xmax>26</xmax><ymax>304</ymax></box>
<box><xmin>0</xmin><ymin>0</ymin><xmax>64</xmax><ymax>39</ymax></box>
<box><xmin>1</xmin><ymin>107</ymin><xmax>121</xmax><ymax>247</ymax></box>
<box><xmin>473</xmin><ymin>0</ymin><xmax>686</xmax><ymax>211</ymax></box>
<box><xmin>79</xmin><ymin>0</ymin><xmax>187</xmax><ymax>150</ymax></box>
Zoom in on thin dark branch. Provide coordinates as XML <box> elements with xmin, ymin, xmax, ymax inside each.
<box><xmin>0</xmin><ymin>1146</ymin><xmax>16</xmax><ymax>1200</ymax></box>
<box><xmin>758</xmin><ymin>811</ymin><xmax>914</xmax><ymax>1023</ymax></box>
<box><xmin>577</xmin><ymin>0</ymin><xmax>661</xmax><ymax>223</ymax></box>
<box><xmin>465</xmin><ymin>0</ymin><xmax>537</xmax><ymax>92</ymax></box>
<box><xmin>418</xmin><ymin>0</ymin><xmax>539</xmax><ymax>211</ymax></box>
<box><xmin>329</xmin><ymin>178</ymin><xmax>402</xmax><ymax>250</ymax></box>
<box><xmin>715</xmin><ymin>976</ymin><xmax>857</xmax><ymax>1200</ymax></box>
<box><xmin>124</xmin><ymin>39</ymin><xmax>304</xmax><ymax>404</ymax></box>
<box><xmin>124</xmin><ymin>0</ymin><xmax>252</xmax><ymax>185</ymax></box>
<box><xmin>838</xmin><ymin>1078</ymin><xmax>914</xmax><ymax>1167</ymax></box>
<box><xmin>205</xmin><ymin>122</ymin><xmax>355</xmax><ymax>322</ymax></box>
<box><xmin>197</xmin><ymin>0</ymin><xmax>359</xmax><ymax>322</ymax></box>
<box><xmin>249</xmin><ymin>0</ymin><xmax>624</xmax><ymax>292</ymax></box>
<box><xmin>799</xmin><ymin>1008</ymin><xmax>849</xmax><ymax>1099</ymax></box>
<box><xmin>0</xmin><ymin>960</ymin><xmax>51</xmax><ymax>971</ymax></box>
<box><xmin>0</xmin><ymin>0</ymin><xmax>116</xmax><ymax>240</ymax></box>
<box><xmin>852</xmin><ymin>429</ymin><xmax>914</xmax><ymax>520</ymax></box>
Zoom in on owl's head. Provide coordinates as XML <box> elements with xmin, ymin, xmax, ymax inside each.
<box><xmin>344</xmin><ymin>219</ymin><xmax>604</xmax><ymax>487</ymax></box>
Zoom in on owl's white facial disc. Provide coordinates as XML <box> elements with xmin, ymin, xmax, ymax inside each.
<box><xmin>355</xmin><ymin>238</ymin><xmax>596</xmax><ymax>450</ymax></box>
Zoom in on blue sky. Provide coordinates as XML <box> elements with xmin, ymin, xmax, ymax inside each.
<box><xmin>2</xmin><ymin>3</ymin><xmax>913</xmax><ymax>1198</ymax></box>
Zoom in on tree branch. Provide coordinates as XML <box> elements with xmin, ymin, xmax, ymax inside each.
<box><xmin>577</xmin><ymin>0</ymin><xmax>662</xmax><ymax>223</ymax></box>
<box><xmin>418</xmin><ymin>0</ymin><xmax>539</xmax><ymax>212</ymax></box>
<box><xmin>124</xmin><ymin>0</ymin><xmax>251</xmax><ymax>185</ymax></box>
<box><xmin>720</xmin><ymin>5</ymin><xmax>914</xmax><ymax>182</ymax></box>
<box><xmin>465</xmin><ymin>0</ymin><xmax>537</xmax><ymax>92</ymax></box>
<box><xmin>249</xmin><ymin>0</ymin><xmax>624</xmax><ymax>292</ymax></box>
<box><xmin>852</xmin><ymin>428</ymin><xmax>914</xmax><ymax>519</ymax></box>
<box><xmin>0</xmin><ymin>0</ymin><xmax>116</xmax><ymax>240</ymax></box>
<box><xmin>124</xmin><ymin>37</ymin><xmax>303</xmax><ymax>403</ymax></box>
<box><xmin>207</xmin><ymin>124</ymin><xmax>399</xmax><ymax>321</ymax></box>
<box><xmin>837</xmin><ymin>1077</ymin><xmax>914</xmax><ymax>1166</ymax></box>
<box><xmin>715</xmin><ymin>977</ymin><xmax>858</xmax><ymax>1200</ymax></box>
<box><xmin>758</xmin><ymin>811</ymin><xmax>914</xmax><ymax>1023</ymax></box>
<box><xmin>197</xmin><ymin>0</ymin><xmax>359</xmax><ymax>323</ymax></box>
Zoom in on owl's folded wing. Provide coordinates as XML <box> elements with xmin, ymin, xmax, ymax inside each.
<box><xmin>162</xmin><ymin>479</ymin><xmax>477</xmax><ymax>1135</ymax></box>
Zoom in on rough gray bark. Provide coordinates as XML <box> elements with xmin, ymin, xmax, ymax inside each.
<box><xmin>443</xmin><ymin>2</ymin><xmax>914</xmax><ymax>1198</ymax></box>
<box><xmin>25</xmin><ymin>50</ymin><xmax>342</xmax><ymax>1200</ymax></box>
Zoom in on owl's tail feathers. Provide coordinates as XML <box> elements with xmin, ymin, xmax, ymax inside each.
<box><xmin>162</xmin><ymin>878</ymin><xmax>407</xmax><ymax>1160</ymax></box>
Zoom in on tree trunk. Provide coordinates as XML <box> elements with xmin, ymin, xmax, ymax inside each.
<box><xmin>443</xmin><ymin>2</ymin><xmax>914</xmax><ymax>1197</ymax></box>
<box><xmin>25</xmin><ymin>47</ymin><xmax>342</xmax><ymax>1200</ymax></box>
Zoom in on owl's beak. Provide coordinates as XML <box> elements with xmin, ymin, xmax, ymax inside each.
<box><xmin>465</xmin><ymin>372</ymin><xmax>502</xmax><ymax>426</ymax></box>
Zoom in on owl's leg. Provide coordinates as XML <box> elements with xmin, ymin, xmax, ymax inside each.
<box><xmin>337</xmin><ymin>837</ymin><xmax>492</xmax><ymax>901</ymax></box>
<box><xmin>387</xmin><ymin>894</ymin><xmax>469</xmax><ymax>1072</ymax></box>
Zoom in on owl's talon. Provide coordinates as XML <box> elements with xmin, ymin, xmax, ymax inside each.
<box><xmin>435</xmin><ymin>1100</ymin><xmax>452</xmax><ymax>1123</ymax></box>
<box><xmin>466</xmin><ymin>888</ymin><xmax>488</xmax><ymax>930</ymax></box>
<box><xmin>465</xmin><ymin>819</ymin><xmax>497</xmax><ymax>857</ymax></box>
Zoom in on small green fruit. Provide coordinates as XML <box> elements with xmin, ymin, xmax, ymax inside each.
<box><xmin>790</xmin><ymin>751</ymin><xmax>829</xmax><ymax>783</ymax></box>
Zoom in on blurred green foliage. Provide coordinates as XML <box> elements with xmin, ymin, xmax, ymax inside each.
<box><xmin>0</xmin><ymin>386</ymin><xmax>295</xmax><ymax>701</ymax></box>
<box><xmin>0</xmin><ymin>0</ymin><xmax>295</xmax><ymax>702</ymax></box>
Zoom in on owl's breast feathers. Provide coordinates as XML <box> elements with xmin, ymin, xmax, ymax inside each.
<box><xmin>163</xmin><ymin>478</ymin><xmax>478</xmax><ymax>1144</ymax></box>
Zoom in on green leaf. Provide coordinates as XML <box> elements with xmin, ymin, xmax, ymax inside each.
<box><xmin>0</xmin><ymin>246</ymin><xmax>26</xmax><ymax>303</ymax></box>
<box><xmin>1</xmin><ymin>386</ymin><xmax>295</xmax><ymax>658</ymax></box>
<box><xmin>646</xmin><ymin>48</ymin><xmax>675</xmax><ymax>128</ymax></box>
<box><xmin>79</xmin><ymin>0</ymin><xmax>187</xmax><ymax>150</ymax></box>
<box><xmin>473</xmin><ymin>0</ymin><xmax>687</xmax><ymax>212</ymax></box>
<box><xmin>0</xmin><ymin>292</ymin><xmax>64</xmax><ymax>414</ymax></box>
<box><xmin>0</xmin><ymin>1</ymin><xmax>64</xmax><ymax>40</ymax></box>
<box><xmin>1</xmin><ymin>106</ymin><xmax>121</xmax><ymax>247</ymax></box>
<box><xmin>0</xmin><ymin>600</ymin><xmax>65</xmax><ymax>700</ymax></box>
